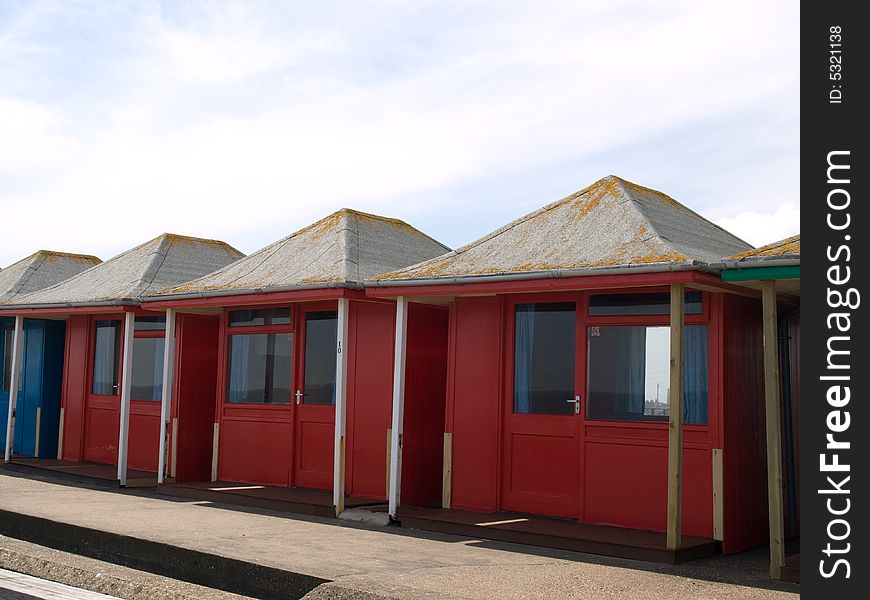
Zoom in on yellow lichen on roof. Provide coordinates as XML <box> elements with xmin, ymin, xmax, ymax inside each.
<box><xmin>162</xmin><ymin>233</ymin><xmax>242</xmax><ymax>254</ymax></box>
<box><xmin>731</xmin><ymin>235</ymin><xmax>800</xmax><ymax>259</ymax></box>
<box><xmin>37</xmin><ymin>251</ymin><xmax>102</xmax><ymax>264</ymax></box>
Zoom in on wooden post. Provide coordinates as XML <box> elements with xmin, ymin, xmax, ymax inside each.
<box><xmin>3</xmin><ymin>316</ymin><xmax>23</xmax><ymax>462</ymax></box>
<box><xmin>211</xmin><ymin>423</ymin><xmax>220</xmax><ymax>482</ymax></box>
<box><xmin>57</xmin><ymin>407</ymin><xmax>65</xmax><ymax>460</ymax></box>
<box><xmin>170</xmin><ymin>417</ymin><xmax>178</xmax><ymax>479</ymax></box>
<box><xmin>385</xmin><ymin>428</ymin><xmax>392</xmax><ymax>497</ymax></box>
<box><xmin>762</xmin><ymin>280</ymin><xmax>785</xmax><ymax>578</ymax></box>
<box><xmin>442</xmin><ymin>432</ymin><xmax>453</xmax><ymax>509</ymax></box>
<box><xmin>712</xmin><ymin>448</ymin><xmax>724</xmax><ymax>541</ymax></box>
<box><xmin>388</xmin><ymin>297</ymin><xmax>408</xmax><ymax>518</ymax></box>
<box><xmin>157</xmin><ymin>308</ymin><xmax>176</xmax><ymax>485</ymax></box>
<box><xmin>117</xmin><ymin>311</ymin><xmax>135</xmax><ymax>486</ymax></box>
<box><xmin>666</xmin><ymin>283</ymin><xmax>684</xmax><ymax>551</ymax></box>
<box><xmin>34</xmin><ymin>407</ymin><xmax>41</xmax><ymax>458</ymax></box>
<box><xmin>333</xmin><ymin>298</ymin><xmax>350</xmax><ymax>516</ymax></box>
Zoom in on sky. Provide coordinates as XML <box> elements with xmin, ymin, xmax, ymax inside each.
<box><xmin>0</xmin><ymin>0</ymin><xmax>800</xmax><ymax>267</ymax></box>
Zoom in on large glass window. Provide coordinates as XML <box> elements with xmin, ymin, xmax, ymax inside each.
<box><xmin>513</xmin><ymin>303</ymin><xmax>576</xmax><ymax>415</ymax></box>
<box><xmin>1</xmin><ymin>321</ymin><xmax>13</xmax><ymax>391</ymax></box>
<box><xmin>303</xmin><ymin>312</ymin><xmax>338</xmax><ymax>406</ymax></box>
<box><xmin>131</xmin><ymin>337</ymin><xmax>165</xmax><ymax>401</ymax></box>
<box><xmin>227</xmin><ymin>333</ymin><xmax>293</xmax><ymax>404</ymax></box>
<box><xmin>587</xmin><ymin>325</ymin><xmax>708</xmax><ymax>424</ymax></box>
<box><xmin>588</xmin><ymin>291</ymin><xmax>703</xmax><ymax>316</ymax></box>
<box><xmin>92</xmin><ymin>320</ymin><xmax>121</xmax><ymax>395</ymax></box>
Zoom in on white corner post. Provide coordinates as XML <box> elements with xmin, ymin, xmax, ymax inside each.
<box><xmin>117</xmin><ymin>311</ymin><xmax>135</xmax><ymax>486</ymax></box>
<box><xmin>157</xmin><ymin>308</ymin><xmax>177</xmax><ymax>485</ymax></box>
<box><xmin>762</xmin><ymin>280</ymin><xmax>785</xmax><ymax>578</ymax></box>
<box><xmin>332</xmin><ymin>298</ymin><xmax>350</xmax><ymax>515</ymax></box>
<box><xmin>666</xmin><ymin>283</ymin><xmax>685</xmax><ymax>551</ymax></box>
<box><xmin>3</xmin><ymin>316</ymin><xmax>24</xmax><ymax>462</ymax></box>
<box><xmin>388</xmin><ymin>296</ymin><xmax>409</xmax><ymax>518</ymax></box>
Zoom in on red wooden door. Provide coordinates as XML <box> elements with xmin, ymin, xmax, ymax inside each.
<box><xmin>501</xmin><ymin>296</ymin><xmax>583</xmax><ymax>519</ymax></box>
<box><xmin>292</xmin><ymin>306</ymin><xmax>338</xmax><ymax>490</ymax></box>
<box><xmin>83</xmin><ymin>316</ymin><xmax>123</xmax><ymax>465</ymax></box>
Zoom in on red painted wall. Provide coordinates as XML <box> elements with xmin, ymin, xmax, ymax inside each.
<box><xmin>345</xmin><ymin>300</ymin><xmax>395</xmax><ymax>500</ymax></box>
<box><xmin>721</xmin><ymin>294</ymin><xmax>768</xmax><ymax>554</ymax></box>
<box><xmin>401</xmin><ymin>303</ymin><xmax>449</xmax><ymax>508</ymax></box>
<box><xmin>173</xmin><ymin>314</ymin><xmax>220</xmax><ymax>483</ymax></box>
<box><xmin>446</xmin><ymin>296</ymin><xmax>503</xmax><ymax>513</ymax></box>
<box><xmin>61</xmin><ymin>315</ymin><xmax>89</xmax><ymax>461</ymax></box>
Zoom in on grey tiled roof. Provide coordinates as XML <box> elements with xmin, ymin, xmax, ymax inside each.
<box><xmin>0</xmin><ymin>251</ymin><xmax>101</xmax><ymax>303</ymax></box>
<box><xmin>5</xmin><ymin>234</ymin><xmax>243</xmax><ymax>307</ymax></box>
<box><xmin>153</xmin><ymin>209</ymin><xmax>450</xmax><ymax>298</ymax></box>
<box><xmin>374</xmin><ymin>175</ymin><xmax>751</xmax><ymax>282</ymax></box>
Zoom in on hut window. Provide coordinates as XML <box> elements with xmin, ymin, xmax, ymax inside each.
<box><xmin>226</xmin><ymin>333</ymin><xmax>293</xmax><ymax>404</ymax></box>
<box><xmin>1</xmin><ymin>321</ymin><xmax>13</xmax><ymax>391</ymax></box>
<box><xmin>588</xmin><ymin>291</ymin><xmax>702</xmax><ymax>316</ymax></box>
<box><xmin>229</xmin><ymin>308</ymin><xmax>291</xmax><ymax>327</ymax></box>
<box><xmin>303</xmin><ymin>311</ymin><xmax>338</xmax><ymax>406</ymax></box>
<box><xmin>92</xmin><ymin>320</ymin><xmax>121</xmax><ymax>395</ymax></box>
<box><xmin>131</xmin><ymin>316</ymin><xmax>167</xmax><ymax>401</ymax></box>
<box><xmin>513</xmin><ymin>303</ymin><xmax>576</xmax><ymax>415</ymax></box>
<box><xmin>587</xmin><ymin>325</ymin><xmax>708</xmax><ymax>424</ymax></box>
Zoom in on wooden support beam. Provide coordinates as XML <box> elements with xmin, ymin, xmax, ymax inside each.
<box><xmin>158</xmin><ymin>308</ymin><xmax>177</xmax><ymax>485</ymax></box>
<box><xmin>712</xmin><ymin>448</ymin><xmax>724</xmax><ymax>541</ymax></box>
<box><xmin>333</xmin><ymin>298</ymin><xmax>350</xmax><ymax>516</ymax></box>
<box><xmin>56</xmin><ymin>407</ymin><xmax>65</xmax><ymax>460</ymax></box>
<box><xmin>211</xmin><ymin>423</ymin><xmax>220</xmax><ymax>482</ymax></box>
<box><xmin>3</xmin><ymin>316</ymin><xmax>23</xmax><ymax>462</ymax></box>
<box><xmin>385</xmin><ymin>428</ymin><xmax>392</xmax><ymax>497</ymax></box>
<box><xmin>388</xmin><ymin>297</ymin><xmax>409</xmax><ymax>518</ymax></box>
<box><xmin>762</xmin><ymin>280</ymin><xmax>785</xmax><ymax>579</ymax></box>
<box><xmin>170</xmin><ymin>417</ymin><xmax>178</xmax><ymax>479</ymax></box>
<box><xmin>117</xmin><ymin>311</ymin><xmax>135</xmax><ymax>486</ymax></box>
<box><xmin>442</xmin><ymin>432</ymin><xmax>452</xmax><ymax>509</ymax></box>
<box><xmin>34</xmin><ymin>407</ymin><xmax>41</xmax><ymax>458</ymax></box>
<box><xmin>666</xmin><ymin>283</ymin><xmax>685</xmax><ymax>550</ymax></box>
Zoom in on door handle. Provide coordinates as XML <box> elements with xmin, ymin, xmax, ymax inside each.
<box><xmin>566</xmin><ymin>395</ymin><xmax>581</xmax><ymax>415</ymax></box>
<box><xmin>295</xmin><ymin>390</ymin><xmax>303</xmax><ymax>405</ymax></box>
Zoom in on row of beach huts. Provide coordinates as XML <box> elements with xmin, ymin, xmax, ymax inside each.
<box><xmin>0</xmin><ymin>176</ymin><xmax>800</xmax><ymax>578</ymax></box>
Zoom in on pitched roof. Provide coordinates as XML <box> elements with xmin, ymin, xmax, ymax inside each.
<box><xmin>154</xmin><ymin>209</ymin><xmax>450</xmax><ymax>298</ymax></box>
<box><xmin>374</xmin><ymin>175</ymin><xmax>751</xmax><ymax>283</ymax></box>
<box><xmin>0</xmin><ymin>251</ymin><xmax>102</xmax><ymax>303</ymax></box>
<box><xmin>5</xmin><ymin>234</ymin><xmax>244</xmax><ymax>308</ymax></box>
<box><xmin>729</xmin><ymin>235</ymin><xmax>800</xmax><ymax>263</ymax></box>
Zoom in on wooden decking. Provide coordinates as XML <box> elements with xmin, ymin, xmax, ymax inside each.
<box><xmin>158</xmin><ymin>480</ymin><xmax>378</xmax><ymax>519</ymax></box>
<box><xmin>4</xmin><ymin>457</ymin><xmax>157</xmax><ymax>488</ymax></box>
<box><xmin>397</xmin><ymin>506</ymin><xmax>717</xmax><ymax>564</ymax></box>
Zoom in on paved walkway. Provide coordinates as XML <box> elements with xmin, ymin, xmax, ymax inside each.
<box><xmin>0</xmin><ymin>567</ymin><xmax>117</xmax><ymax>600</ymax></box>
<box><xmin>0</xmin><ymin>472</ymin><xmax>799</xmax><ymax>599</ymax></box>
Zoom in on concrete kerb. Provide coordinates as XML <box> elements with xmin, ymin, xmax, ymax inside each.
<box><xmin>0</xmin><ymin>509</ymin><xmax>326</xmax><ymax>600</ymax></box>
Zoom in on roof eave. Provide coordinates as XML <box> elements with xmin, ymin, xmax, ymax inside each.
<box><xmin>366</xmin><ymin>261</ymin><xmax>702</xmax><ymax>288</ymax></box>
<box><xmin>142</xmin><ymin>280</ymin><xmax>365</xmax><ymax>303</ymax></box>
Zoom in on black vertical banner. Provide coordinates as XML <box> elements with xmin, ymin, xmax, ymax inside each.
<box><xmin>801</xmin><ymin>2</ymin><xmax>868</xmax><ymax>598</ymax></box>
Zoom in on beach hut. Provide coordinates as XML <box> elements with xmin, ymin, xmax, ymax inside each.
<box><xmin>0</xmin><ymin>235</ymin><xmax>243</xmax><ymax>484</ymax></box>
<box><xmin>368</xmin><ymin>175</ymin><xmax>772</xmax><ymax>561</ymax></box>
<box><xmin>719</xmin><ymin>235</ymin><xmax>800</xmax><ymax>579</ymax></box>
<box><xmin>1</xmin><ymin>251</ymin><xmax>102</xmax><ymax>459</ymax></box>
<box><xmin>144</xmin><ymin>209</ymin><xmax>450</xmax><ymax>516</ymax></box>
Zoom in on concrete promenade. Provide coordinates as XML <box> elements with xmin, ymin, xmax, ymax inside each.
<box><xmin>0</xmin><ymin>472</ymin><xmax>799</xmax><ymax>599</ymax></box>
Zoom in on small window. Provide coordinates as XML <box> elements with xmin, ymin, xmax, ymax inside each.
<box><xmin>229</xmin><ymin>308</ymin><xmax>291</xmax><ymax>327</ymax></box>
<box><xmin>134</xmin><ymin>316</ymin><xmax>166</xmax><ymax>331</ymax></box>
<box><xmin>587</xmin><ymin>325</ymin><xmax>708</xmax><ymax>424</ymax></box>
<box><xmin>303</xmin><ymin>311</ymin><xmax>338</xmax><ymax>406</ymax></box>
<box><xmin>1</xmin><ymin>321</ymin><xmax>14</xmax><ymax>392</ymax></box>
<box><xmin>131</xmin><ymin>337</ymin><xmax>165</xmax><ymax>401</ymax></box>
<box><xmin>92</xmin><ymin>320</ymin><xmax>121</xmax><ymax>395</ymax></box>
<box><xmin>227</xmin><ymin>333</ymin><xmax>293</xmax><ymax>404</ymax></box>
<box><xmin>514</xmin><ymin>303</ymin><xmax>576</xmax><ymax>415</ymax></box>
<box><xmin>588</xmin><ymin>291</ymin><xmax>702</xmax><ymax>316</ymax></box>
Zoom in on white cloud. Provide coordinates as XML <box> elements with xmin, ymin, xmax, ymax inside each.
<box><xmin>716</xmin><ymin>203</ymin><xmax>800</xmax><ymax>248</ymax></box>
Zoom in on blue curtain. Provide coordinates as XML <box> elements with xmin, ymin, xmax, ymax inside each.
<box><xmin>513</xmin><ymin>307</ymin><xmax>535</xmax><ymax>413</ymax></box>
<box><xmin>93</xmin><ymin>324</ymin><xmax>115</xmax><ymax>395</ymax></box>
<box><xmin>626</xmin><ymin>328</ymin><xmax>646</xmax><ymax>416</ymax></box>
<box><xmin>152</xmin><ymin>338</ymin><xmax>165</xmax><ymax>401</ymax></box>
<box><xmin>683</xmin><ymin>325</ymin><xmax>708</xmax><ymax>424</ymax></box>
<box><xmin>228</xmin><ymin>335</ymin><xmax>251</xmax><ymax>403</ymax></box>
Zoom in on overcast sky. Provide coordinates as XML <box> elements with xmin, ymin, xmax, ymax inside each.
<box><xmin>0</xmin><ymin>1</ymin><xmax>799</xmax><ymax>266</ymax></box>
